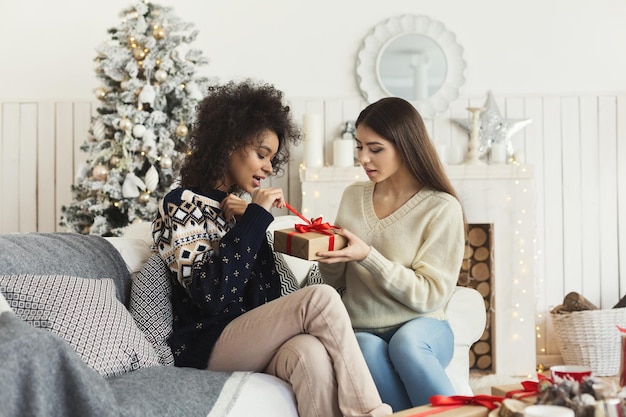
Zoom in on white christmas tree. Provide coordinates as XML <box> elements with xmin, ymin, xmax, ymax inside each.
<box><xmin>60</xmin><ymin>0</ymin><xmax>212</xmax><ymax>236</ymax></box>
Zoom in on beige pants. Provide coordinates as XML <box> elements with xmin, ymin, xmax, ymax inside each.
<box><xmin>208</xmin><ymin>284</ymin><xmax>392</xmax><ymax>417</ymax></box>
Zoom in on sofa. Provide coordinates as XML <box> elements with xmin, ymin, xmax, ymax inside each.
<box><xmin>0</xmin><ymin>215</ymin><xmax>486</xmax><ymax>417</ymax></box>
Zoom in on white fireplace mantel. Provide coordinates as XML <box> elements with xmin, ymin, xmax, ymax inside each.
<box><xmin>300</xmin><ymin>164</ymin><xmax>536</xmax><ymax>377</ymax></box>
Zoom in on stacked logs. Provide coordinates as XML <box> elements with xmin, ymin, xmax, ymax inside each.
<box><xmin>457</xmin><ymin>224</ymin><xmax>494</xmax><ymax>371</ymax></box>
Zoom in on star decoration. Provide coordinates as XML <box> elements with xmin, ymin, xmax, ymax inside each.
<box><xmin>453</xmin><ymin>91</ymin><xmax>532</xmax><ymax>158</ymax></box>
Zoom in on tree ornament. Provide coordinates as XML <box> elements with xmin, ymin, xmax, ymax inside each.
<box><xmin>110</xmin><ymin>155</ymin><xmax>121</xmax><ymax>168</ymax></box>
<box><xmin>132</xmin><ymin>123</ymin><xmax>146</xmax><ymax>138</ymax></box>
<box><xmin>92</xmin><ymin>119</ymin><xmax>105</xmax><ymax>140</ymax></box>
<box><xmin>122</xmin><ymin>172</ymin><xmax>146</xmax><ymax>198</ymax></box>
<box><xmin>175</xmin><ymin>123</ymin><xmax>188</xmax><ymax>137</ymax></box>
<box><xmin>154</xmin><ymin>69</ymin><xmax>167</xmax><ymax>83</ymax></box>
<box><xmin>92</xmin><ymin>164</ymin><xmax>109</xmax><ymax>181</ymax></box>
<box><xmin>94</xmin><ymin>87</ymin><xmax>107</xmax><ymax>100</ymax></box>
<box><xmin>119</xmin><ymin>117</ymin><xmax>133</xmax><ymax>131</ymax></box>
<box><xmin>138</xmin><ymin>83</ymin><xmax>156</xmax><ymax>108</ymax></box>
<box><xmin>133</xmin><ymin>47</ymin><xmax>147</xmax><ymax>60</ymax></box>
<box><xmin>137</xmin><ymin>192</ymin><xmax>151</xmax><ymax>204</ymax></box>
<box><xmin>453</xmin><ymin>91</ymin><xmax>532</xmax><ymax>157</ymax></box>
<box><xmin>159</xmin><ymin>155</ymin><xmax>173</xmax><ymax>169</ymax></box>
<box><xmin>152</xmin><ymin>25</ymin><xmax>166</xmax><ymax>40</ymax></box>
<box><xmin>144</xmin><ymin>165</ymin><xmax>159</xmax><ymax>192</ymax></box>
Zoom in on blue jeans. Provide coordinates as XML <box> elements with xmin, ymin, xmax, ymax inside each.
<box><xmin>356</xmin><ymin>317</ymin><xmax>455</xmax><ymax>411</ymax></box>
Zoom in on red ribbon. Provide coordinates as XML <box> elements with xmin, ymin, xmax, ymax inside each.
<box><xmin>404</xmin><ymin>395</ymin><xmax>505</xmax><ymax>417</ymax></box>
<box><xmin>284</xmin><ymin>202</ymin><xmax>339</xmax><ymax>254</ymax></box>
<box><xmin>430</xmin><ymin>394</ymin><xmax>504</xmax><ymax>411</ymax></box>
<box><xmin>504</xmin><ymin>374</ymin><xmax>552</xmax><ymax>400</ymax></box>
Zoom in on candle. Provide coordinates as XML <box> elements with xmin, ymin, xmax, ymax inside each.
<box><xmin>303</xmin><ymin>113</ymin><xmax>324</xmax><ymax>168</ymax></box>
<box><xmin>333</xmin><ymin>138</ymin><xmax>354</xmax><ymax>167</ymax></box>
<box><xmin>490</xmin><ymin>143</ymin><xmax>507</xmax><ymax>164</ymax></box>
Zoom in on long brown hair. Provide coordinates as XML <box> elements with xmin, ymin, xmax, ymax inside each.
<box><xmin>356</xmin><ymin>97</ymin><xmax>459</xmax><ymax>200</ymax></box>
<box><xmin>356</xmin><ymin>97</ymin><xmax>468</xmax><ymax>237</ymax></box>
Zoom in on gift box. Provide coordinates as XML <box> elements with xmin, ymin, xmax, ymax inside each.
<box><xmin>388</xmin><ymin>404</ymin><xmax>488</xmax><ymax>417</ymax></box>
<box><xmin>388</xmin><ymin>395</ymin><xmax>502</xmax><ymax>417</ymax></box>
<box><xmin>491</xmin><ymin>383</ymin><xmax>538</xmax><ymax>404</ymax></box>
<box><xmin>274</xmin><ymin>228</ymin><xmax>347</xmax><ymax>261</ymax></box>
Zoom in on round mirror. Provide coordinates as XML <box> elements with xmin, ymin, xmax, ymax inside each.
<box><xmin>356</xmin><ymin>15</ymin><xmax>466</xmax><ymax>119</ymax></box>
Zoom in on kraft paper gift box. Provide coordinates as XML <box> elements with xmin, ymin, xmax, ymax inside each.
<box><xmin>388</xmin><ymin>404</ymin><xmax>489</xmax><ymax>417</ymax></box>
<box><xmin>491</xmin><ymin>384</ymin><xmax>538</xmax><ymax>404</ymax></box>
<box><xmin>273</xmin><ymin>228</ymin><xmax>347</xmax><ymax>261</ymax></box>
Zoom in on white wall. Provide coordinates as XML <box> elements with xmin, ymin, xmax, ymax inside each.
<box><xmin>1</xmin><ymin>0</ymin><xmax>625</xmax><ymax>101</ymax></box>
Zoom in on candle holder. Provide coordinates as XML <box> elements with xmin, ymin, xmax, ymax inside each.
<box><xmin>465</xmin><ymin>107</ymin><xmax>486</xmax><ymax>165</ymax></box>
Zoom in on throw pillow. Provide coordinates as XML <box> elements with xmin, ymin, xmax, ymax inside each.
<box><xmin>0</xmin><ymin>274</ymin><xmax>160</xmax><ymax>378</ymax></box>
<box><xmin>265</xmin><ymin>229</ymin><xmax>300</xmax><ymax>296</ymax></box>
<box><xmin>129</xmin><ymin>253</ymin><xmax>175</xmax><ymax>365</ymax></box>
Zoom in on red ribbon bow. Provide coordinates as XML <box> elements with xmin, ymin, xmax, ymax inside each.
<box><xmin>284</xmin><ymin>202</ymin><xmax>340</xmax><ymax>253</ymax></box>
<box><xmin>429</xmin><ymin>394</ymin><xmax>505</xmax><ymax>411</ymax></box>
<box><xmin>505</xmin><ymin>373</ymin><xmax>552</xmax><ymax>400</ymax></box>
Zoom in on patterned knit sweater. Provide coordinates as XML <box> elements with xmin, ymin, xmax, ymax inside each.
<box><xmin>152</xmin><ymin>187</ymin><xmax>280</xmax><ymax>369</ymax></box>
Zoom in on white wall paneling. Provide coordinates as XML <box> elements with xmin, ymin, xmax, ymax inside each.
<box><xmin>1</xmin><ymin>93</ymin><xmax>626</xmax><ymax>373</ymax></box>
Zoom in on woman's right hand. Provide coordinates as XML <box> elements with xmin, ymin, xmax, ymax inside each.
<box><xmin>251</xmin><ymin>187</ymin><xmax>285</xmax><ymax>212</ymax></box>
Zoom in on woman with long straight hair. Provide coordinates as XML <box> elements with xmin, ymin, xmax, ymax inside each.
<box><xmin>318</xmin><ymin>97</ymin><xmax>466</xmax><ymax>411</ymax></box>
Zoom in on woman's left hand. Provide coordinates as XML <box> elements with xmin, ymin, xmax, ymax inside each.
<box><xmin>316</xmin><ymin>228</ymin><xmax>371</xmax><ymax>264</ymax></box>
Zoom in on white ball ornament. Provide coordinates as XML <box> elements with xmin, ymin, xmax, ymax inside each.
<box><xmin>132</xmin><ymin>124</ymin><xmax>146</xmax><ymax>138</ymax></box>
<box><xmin>119</xmin><ymin>118</ymin><xmax>133</xmax><ymax>132</ymax></box>
<box><xmin>159</xmin><ymin>155</ymin><xmax>173</xmax><ymax>169</ymax></box>
<box><xmin>92</xmin><ymin>164</ymin><xmax>109</xmax><ymax>181</ymax></box>
<box><xmin>154</xmin><ymin>69</ymin><xmax>167</xmax><ymax>83</ymax></box>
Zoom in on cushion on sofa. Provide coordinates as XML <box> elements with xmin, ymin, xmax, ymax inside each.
<box><xmin>0</xmin><ymin>233</ymin><xmax>132</xmax><ymax>306</ymax></box>
<box><xmin>129</xmin><ymin>253</ymin><xmax>175</xmax><ymax>366</ymax></box>
<box><xmin>0</xmin><ymin>274</ymin><xmax>161</xmax><ymax>378</ymax></box>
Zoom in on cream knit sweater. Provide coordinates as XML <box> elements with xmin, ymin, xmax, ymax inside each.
<box><xmin>319</xmin><ymin>181</ymin><xmax>465</xmax><ymax>334</ymax></box>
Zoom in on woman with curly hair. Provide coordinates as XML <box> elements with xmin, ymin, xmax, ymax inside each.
<box><xmin>152</xmin><ymin>79</ymin><xmax>391</xmax><ymax>417</ymax></box>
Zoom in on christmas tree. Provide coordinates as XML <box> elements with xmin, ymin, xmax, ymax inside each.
<box><xmin>60</xmin><ymin>0</ymin><xmax>212</xmax><ymax>236</ymax></box>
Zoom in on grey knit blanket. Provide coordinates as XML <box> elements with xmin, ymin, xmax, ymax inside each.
<box><xmin>0</xmin><ymin>312</ymin><xmax>241</xmax><ymax>417</ymax></box>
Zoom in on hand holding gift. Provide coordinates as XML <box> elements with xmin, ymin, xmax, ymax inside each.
<box><xmin>316</xmin><ymin>228</ymin><xmax>371</xmax><ymax>264</ymax></box>
<box><xmin>273</xmin><ymin>203</ymin><xmax>347</xmax><ymax>261</ymax></box>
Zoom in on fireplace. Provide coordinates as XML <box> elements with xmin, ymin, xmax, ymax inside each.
<box><xmin>300</xmin><ymin>164</ymin><xmax>536</xmax><ymax>377</ymax></box>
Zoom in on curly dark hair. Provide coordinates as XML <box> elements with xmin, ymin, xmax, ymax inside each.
<box><xmin>179</xmin><ymin>79</ymin><xmax>301</xmax><ymax>193</ymax></box>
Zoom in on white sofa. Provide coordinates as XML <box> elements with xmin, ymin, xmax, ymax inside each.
<box><xmin>124</xmin><ymin>215</ymin><xmax>487</xmax><ymax>396</ymax></box>
<box><xmin>0</xmin><ymin>215</ymin><xmax>485</xmax><ymax>417</ymax></box>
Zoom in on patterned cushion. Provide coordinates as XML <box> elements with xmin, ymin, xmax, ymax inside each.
<box><xmin>306</xmin><ymin>262</ymin><xmax>324</xmax><ymax>286</ymax></box>
<box><xmin>265</xmin><ymin>229</ymin><xmax>301</xmax><ymax>296</ymax></box>
<box><xmin>129</xmin><ymin>253</ymin><xmax>175</xmax><ymax>365</ymax></box>
<box><xmin>0</xmin><ymin>274</ymin><xmax>160</xmax><ymax>378</ymax></box>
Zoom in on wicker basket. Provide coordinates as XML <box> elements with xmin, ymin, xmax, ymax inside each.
<box><xmin>551</xmin><ymin>308</ymin><xmax>626</xmax><ymax>376</ymax></box>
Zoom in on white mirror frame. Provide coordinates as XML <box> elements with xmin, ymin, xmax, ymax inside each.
<box><xmin>356</xmin><ymin>15</ymin><xmax>467</xmax><ymax>119</ymax></box>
